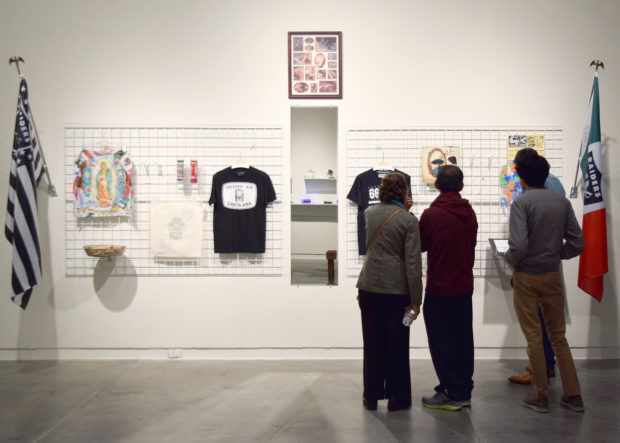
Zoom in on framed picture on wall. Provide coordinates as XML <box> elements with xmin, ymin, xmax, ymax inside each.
<box><xmin>288</xmin><ymin>31</ymin><xmax>342</xmax><ymax>99</ymax></box>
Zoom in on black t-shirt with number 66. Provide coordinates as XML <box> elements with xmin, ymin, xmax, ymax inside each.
<box><xmin>347</xmin><ymin>168</ymin><xmax>411</xmax><ymax>255</ymax></box>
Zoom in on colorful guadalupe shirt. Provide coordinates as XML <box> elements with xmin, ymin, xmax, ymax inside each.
<box><xmin>499</xmin><ymin>163</ymin><xmax>523</xmax><ymax>207</ymax></box>
<box><xmin>73</xmin><ymin>150</ymin><xmax>134</xmax><ymax>217</ymax></box>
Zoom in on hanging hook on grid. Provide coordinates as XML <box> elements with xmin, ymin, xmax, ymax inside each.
<box><xmin>140</xmin><ymin>160</ymin><xmax>149</xmax><ymax>175</ymax></box>
<box><xmin>470</xmin><ymin>154</ymin><xmax>476</xmax><ymax>168</ymax></box>
<box><xmin>250</xmin><ymin>141</ymin><xmax>257</xmax><ymax>160</ymax></box>
<box><xmin>249</xmin><ymin>141</ymin><xmax>257</xmax><ymax>164</ymax></box>
<box><xmin>373</xmin><ymin>143</ymin><xmax>393</xmax><ymax>171</ymax></box>
<box><xmin>232</xmin><ymin>142</ymin><xmax>253</xmax><ymax>169</ymax></box>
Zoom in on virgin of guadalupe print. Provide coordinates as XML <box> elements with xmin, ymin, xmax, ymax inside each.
<box><xmin>73</xmin><ymin>150</ymin><xmax>134</xmax><ymax>217</ymax></box>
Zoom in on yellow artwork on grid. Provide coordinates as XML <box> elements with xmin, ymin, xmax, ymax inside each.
<box><xmin>506</xmin><ymin>134</ymin><xmax>545</xmax><ymax>161</ymax></box>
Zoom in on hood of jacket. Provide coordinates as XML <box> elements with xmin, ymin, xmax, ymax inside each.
<box><xmin>430</xmin><ymin>192</ymin><xmax>474</xmax><ymax>219</ymax></box>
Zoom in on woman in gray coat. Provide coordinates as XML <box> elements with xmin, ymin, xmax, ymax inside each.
<box><xmin>357</xmin><ymin>172</ymin><xmax>423</xmax><ymax>411</ymax></box>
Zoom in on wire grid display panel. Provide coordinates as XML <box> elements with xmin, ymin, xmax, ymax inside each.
<box><xmin>64</xmin><ymin>126</ymin><xmax>283</xmax><ymax>277</ymax></box>
<box><xmin>345</xmin><ymin>127</ymin><xmax>563</xmax><ymax>278</ymax></box>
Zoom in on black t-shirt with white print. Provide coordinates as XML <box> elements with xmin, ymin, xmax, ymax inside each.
<box><xmin>346</xmin><ymin>168</ymin><xmax>411</xmax><ymax>255</ymax></box>
<box><xmin>209</xmin><ymin>167</ymin><xmax>276</xmax><ymax>253</ymax></box>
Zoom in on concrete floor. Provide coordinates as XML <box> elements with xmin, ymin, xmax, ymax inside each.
<box><xmin>0</xmin><ymin>359</ymin><xmax>618</xmax><ymax>442</ymax></box>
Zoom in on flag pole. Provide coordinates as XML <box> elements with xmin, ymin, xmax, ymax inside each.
<box><xmin>569</xmin><ymin>60</ymin><xmax>604</xmax><ymax>199</ymax></box>
<box><xmin>8</xmin><ymin>56</ymin><xmax>57</xmax><ymax>197</ymax></box>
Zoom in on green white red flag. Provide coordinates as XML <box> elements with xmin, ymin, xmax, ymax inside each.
<box><xmin>578</xmin><ymin>74</ymin><xmax>607</xmax><ymax>301</ymax></box>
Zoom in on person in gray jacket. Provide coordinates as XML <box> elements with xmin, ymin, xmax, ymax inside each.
<box><xmin>509</xmin><ymin>147</ymin><xmax>565</xmax><ymax>385</ymax></box>
<box><xmin>356</xmin><ymin>172</ymin><xmax>423</xmax><ymax>411</ymax></box>
<box><xmin>505</xmin><ymin>153</ymin><xmax>585</xmax><ymax>413</ymax></box>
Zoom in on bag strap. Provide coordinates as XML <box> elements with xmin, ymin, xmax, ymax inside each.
<box><xmin>366</xmin><ymin>209</ymin><xmax>405</xmax><ymax>254</ymax></box>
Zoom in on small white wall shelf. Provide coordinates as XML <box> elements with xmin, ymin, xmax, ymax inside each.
<box><xmin>304</xmin><ymin>178</ymin><xmax>337</xmax><ymax>194</ymax></box>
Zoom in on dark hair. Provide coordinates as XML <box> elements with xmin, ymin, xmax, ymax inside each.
<box><xmin>513</xmin><ymin>147</ymin><xmax>538</xmax><ymax>167</ymax></box>
<box><xmin>436</xmin><ymin>165</ymin><xmax>463</xmax><ymax>193</ymax></box>
<box><xmin>379</xmin><ymin>172</ymin><xmax>408</xmax><ymax>202</ymax></box>
<box><xmin>515</xmin><ymin>154</ymin><xmax>549</xmax><ymax>187</ymax></box>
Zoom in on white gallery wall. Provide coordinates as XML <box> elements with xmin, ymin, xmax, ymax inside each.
<box><xmin>0</xmin><ymin>0</ymin><xmax>618</xmax><ymax>359</ymax></box>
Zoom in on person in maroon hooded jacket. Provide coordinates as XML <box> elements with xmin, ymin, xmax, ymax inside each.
<box><xmin>419</xmin><ymin>165</ymin><xmax>478</xmax><ymax>411</ymax></box>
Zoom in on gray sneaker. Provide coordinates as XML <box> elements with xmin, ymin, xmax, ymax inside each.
<box><xmin>522</xmin><ymin>393</ymin><xmax>550</xmax><ymax>413</ymax></box>
<box><xmin>422</xmin><ymin>392</ymin><xmax>464</xmax><ymax>411</ymax></box>
<box><xmin>561</xmin><ymin>395</ymin><xmax>585</xmax><ymax>412</ymax></box>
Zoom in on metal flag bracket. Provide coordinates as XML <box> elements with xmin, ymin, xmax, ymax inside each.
<box><xmin>9</xmin><ymin>56</ymin><xmax>57</xmax><ymax>197</ymax></box>
<box><xmin>590</xmin><ymin>59</ymin><xmax>604</xmax><ymax>73</ymax></box>
<box><xmin>569</xmin><ymin>60</ymin><xmax>604</xmax><ymax>199</ymax></box>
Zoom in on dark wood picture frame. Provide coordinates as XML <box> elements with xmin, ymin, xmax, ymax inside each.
<box><xmin>288</xmin><ymin>31</ymin><xmax>342</xmax><ymax>99</ymax></box>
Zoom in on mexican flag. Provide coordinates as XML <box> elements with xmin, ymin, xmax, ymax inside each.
<box><xmin>578</xmin><ymin>74</ymin><xmax>607</xmax><ymax>302</ymax></box>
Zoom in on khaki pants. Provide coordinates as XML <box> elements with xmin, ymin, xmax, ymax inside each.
<box><xmin>513</xmin><ymin>271</ymin><xmax>581</xmax><ymax>399</ymax></box>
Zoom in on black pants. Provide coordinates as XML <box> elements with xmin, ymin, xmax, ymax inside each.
<box><xmin>423</xmin><ymin>291</ymin><xmax>474</xmax><ymax>401</ymax></box>
<box><xmin>358</xmin><ymin>289</ymin><xmax>411</xmax><ymax>403</ymax></box>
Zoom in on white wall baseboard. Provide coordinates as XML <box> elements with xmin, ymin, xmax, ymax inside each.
<box><xmin>0</xmin><ymin>347</ymin><xmax>617</xmax><ymax>360</ymax></box>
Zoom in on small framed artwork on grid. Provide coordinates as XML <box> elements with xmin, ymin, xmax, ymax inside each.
<box><xmin>288</xmin><ymin>31</ymin><xmax>342</xmax><ymax>99</ymax></box>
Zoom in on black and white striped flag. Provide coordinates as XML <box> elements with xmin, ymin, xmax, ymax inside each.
<box><xmin>5</xmin><ymin>78</ymin><xmax>44</xmax><ymax>309</ymax></box>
